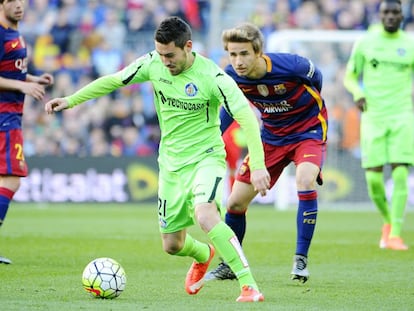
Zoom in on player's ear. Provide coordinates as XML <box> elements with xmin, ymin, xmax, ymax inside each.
<box><xmin>184</xmin><ymin>40</ymin><xmax>193</xmax><ymax>52</ymax></box>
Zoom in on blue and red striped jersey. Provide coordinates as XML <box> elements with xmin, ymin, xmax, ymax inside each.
<box><xmin>0</xmin><ymin>23</ymin><xmax>28</xmax><ymax>131</ymax></box>
<box><xmin>222</xmin><ymin>53</ymin><xmax>328</xmax><ymax>146</ymax></box>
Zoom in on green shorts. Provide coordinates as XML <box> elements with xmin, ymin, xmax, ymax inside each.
<box><xmin>157</xmin><ymin>155</ymin><xmax>226</xmax><ymax>233</ymax></box>
<box><xmin>360</xmin><ymin>113</ymin><xmax>414</xmax><ymax>168</ymax></box>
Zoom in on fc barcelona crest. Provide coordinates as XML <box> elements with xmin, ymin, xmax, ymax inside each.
<box><xmin>239</xmin><ymin>163</ymin><xmax>248</xmax><ymax>175</ymax></box>
<box><xmin>274</xmin><ymin>84</ymin><xmax>286</xmax><ymax>95</ymax></box>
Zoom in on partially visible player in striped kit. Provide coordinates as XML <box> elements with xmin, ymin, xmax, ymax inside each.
<box><xmin>206</xmin><ymin>22</ymin><xmax>328</xmax><ymax>284</ymax></box>
<box><xmin>344</xmin><ymin>0</ymin><xmax>414</xmax><ymax>251</ymax></box>
<box><xmin>0</xmin><ymin>0</ymin><xmax>54</xmax><ymax>264</ymax></box>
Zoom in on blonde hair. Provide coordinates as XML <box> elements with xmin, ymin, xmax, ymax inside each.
<box><xmin>222</xmin><ymin>23</ymin><xmax>264</xmax><ymax>54</ymax></box>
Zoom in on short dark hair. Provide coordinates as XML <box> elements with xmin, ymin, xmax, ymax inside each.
<box><xmin>154</xmin><ymin>16</ymin><xmax>192</xmax><ymax>49</ymax></box>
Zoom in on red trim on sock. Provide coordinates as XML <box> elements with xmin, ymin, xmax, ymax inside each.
<box><xmin>0</xmin><ymin>187</ymin><xmax>15</xmax><ymax>200</ymax></box>
<box><xmin>227</xmin><ymin>209</ymin><xmax>247</xmax><ymax>215</ymax></box>
<box><xmin>298</xmin><ymin>190</ymin><xmax>317</xmax><ymax>201</ymax></box>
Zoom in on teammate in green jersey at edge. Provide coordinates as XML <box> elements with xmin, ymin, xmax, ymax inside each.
<box><xmin>344</xmin><ymin>0</ymin><xmax>414</xmax><ymax>251</ymax></box>
<box><xmin>44</xmin><ymin>16</ymin><xmax>270</xmax><ymax>302</ymax></box>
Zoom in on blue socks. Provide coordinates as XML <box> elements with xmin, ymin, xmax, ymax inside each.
<box><xmin>225</xmin><ymin>190</ymin><xmax>318</xmax><ymax>256</ymax></box>
<box><xmin>296</xmin><ymin>190</ymin><xmax>318</xmax><ymax>256</ymax></box>
<box><xmin>225</xmin><ymin>212</ymin><xmax>246</xmax><ymax>245</ymax></box>
<box><xmin>0</xmin><ymin>187</ymin><xmax>14</xmax><ymax>226</ymax></box>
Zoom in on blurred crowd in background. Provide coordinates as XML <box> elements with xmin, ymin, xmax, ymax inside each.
<box><xmin>21</xmin><ymin>0</ymin><xmax>414</xmax><ymax>158</ymax></box>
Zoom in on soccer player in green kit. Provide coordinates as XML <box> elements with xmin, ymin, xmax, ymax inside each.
<box><xmin>344</xmin><ymin>0</ymin><xmax>414</xmax><ymax>251</ymax></box>
<box><xmin>44</xmin><ymin>16</ymin><xmax>270</xmax><ymax>302</ymax></box>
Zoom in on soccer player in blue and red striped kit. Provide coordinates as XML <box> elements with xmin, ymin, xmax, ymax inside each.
<box><xmin>206</xmin><ymin>22</ymin><xmax>328</xmax><ymax>283</ymax></box>
<box><xmin>0</xmin><ymin>0</ymin><xmax>54</xmax><ymax>264</ymax></box>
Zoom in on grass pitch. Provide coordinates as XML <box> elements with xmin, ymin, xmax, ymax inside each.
<box><xmin>0</xmin><ymin>203</ymin><xmax>413</xmax><ymax>311</ymax></box>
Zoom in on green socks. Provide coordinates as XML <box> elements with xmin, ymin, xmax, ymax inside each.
<box><xmin>174</xmin><ymin>223</ymin><xmax>259</xmax><ymax>290</ymax></box>
<box><xmin>175</xmin><ymin>234</ymin><xmax>210</xmax><ymax>263</ymax></box>
<box><xmin>390</xmin><ymin>166</ymin><xmax>409</xmax><ymax>237</ymax></box>
<box><xmin>365</xmin><ymin>170</ymin><xmax>390</xmax><ymax>223</ymax></box>
<box><xmin>208</xmin><ymin>221</ymin><xmax>258</xmax><ymax>290</ymax></box>
<box><xmin>365</xmin><ymin>167</ymin><xmax>409</xmax><ymax>237</ymax></box>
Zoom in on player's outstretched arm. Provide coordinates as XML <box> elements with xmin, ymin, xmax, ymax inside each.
<box><xmin>45</xmin><ymin>98</ymin><xmax>69</xmax><ymax>114</ymax></box>
<box><xmin>44</xmin><ymin>74</ymin><xmax>125</xmax><ymax>115</ymax></box>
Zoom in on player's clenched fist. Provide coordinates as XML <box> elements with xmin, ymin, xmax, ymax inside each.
<box><xmin>44</xmin><ymin>98</ymin><xmax>69</xmax><ymax>114</ymax></box>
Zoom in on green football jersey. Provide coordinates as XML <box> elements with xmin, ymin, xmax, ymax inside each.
<box><xmin>344</xmin><ymin>26</ymin><xmax>414</xmax><ymax>118</ymax></box>
<box><xmin>66</xmin><ymin>51</ymin><xmax>265</xmax><ymax>171</ymax></box>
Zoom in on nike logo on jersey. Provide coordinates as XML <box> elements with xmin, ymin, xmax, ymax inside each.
<box><xmin>11</xmin><ymin>41</ymin><xmax>19</xmax><ymax>48</ymax></box>
<box><xmin>303</xmin><ymin>211</ymin><xmax>317</xmax><ymax>216</ymax></box>
<box><xmin>241</xmin><ymin>88</ymin><xmax>254</xmax><ymax>92</ymax></box>
<box><xmin>303</xmin><ymin>154</ymin><xmax>316</xmax><ymax>158</ymax></box>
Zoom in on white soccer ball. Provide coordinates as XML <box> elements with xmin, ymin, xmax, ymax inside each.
<box><xmin>82</xmin><ymin>257</ymin><xmax>127</xmax><ymax>299</ymax></box>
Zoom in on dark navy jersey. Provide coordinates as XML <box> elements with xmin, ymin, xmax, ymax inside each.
<box><xmin>0</xmin><ymin>23</ymin><xmax>27</xmax><ymax>131</ymax></box>
<box><xmin>222</xmin><ymin>53</ymin><xmax>328</xmax><ymax>146</ymax></box>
